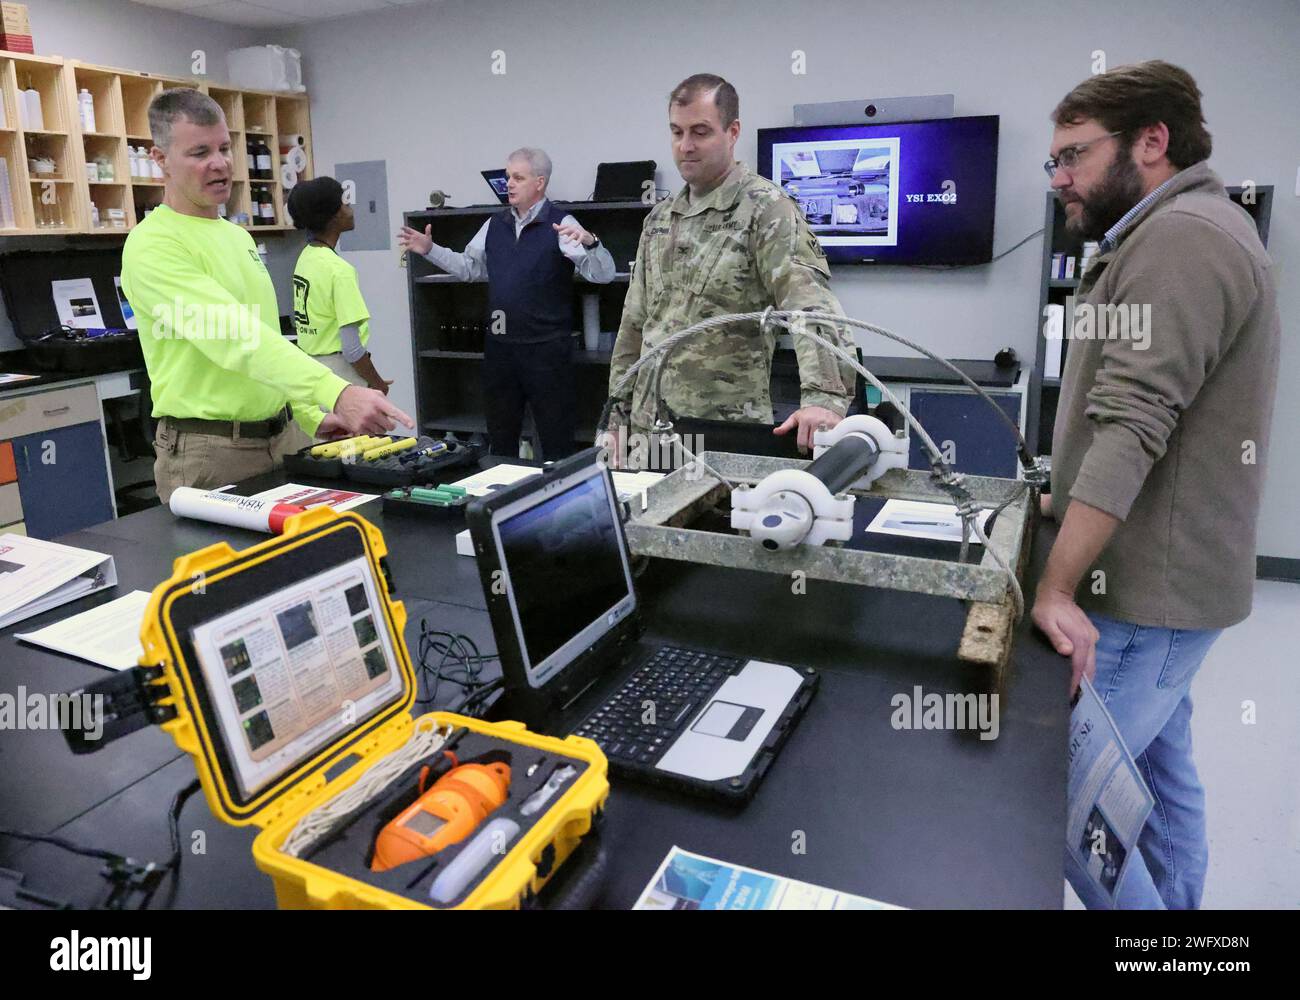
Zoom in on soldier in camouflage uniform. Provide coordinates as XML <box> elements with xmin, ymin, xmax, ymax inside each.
<box><xmin>607</xmin><ymin>73</ymin><xmax>857</xmax><ymax>458</ymax></box>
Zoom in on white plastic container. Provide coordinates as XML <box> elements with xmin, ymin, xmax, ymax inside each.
<box><xmin>21</xmin><ymin>84</ymin><xmax>43</xmax><ymax>130</ymax></box>
<box><xmin>227</xmin><ymin>45</ymin><xmax>305</xmax><ymax>92</ymax></box>
<box><xmin>79</xmin><ymin>89</ymin><xmax>97</xmax><ymax>133</ymax></box>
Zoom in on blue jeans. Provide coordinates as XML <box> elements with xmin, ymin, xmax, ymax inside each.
<box><xmin>1065</xmin><ymin>612</ymin><xmax>1222</xmax><ymax>909</ymax></box>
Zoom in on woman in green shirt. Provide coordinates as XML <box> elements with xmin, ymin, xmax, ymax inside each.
<box><xmin>287</xmin><ymin>176</ymin><xmax>391</xmax><ymax>393</ymax></box>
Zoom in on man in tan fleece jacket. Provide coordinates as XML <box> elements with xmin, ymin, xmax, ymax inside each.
<box><xmin>1037</xmin><ymin>61</ymin><xmax>1279</xmax><ymax>909</ymax></box>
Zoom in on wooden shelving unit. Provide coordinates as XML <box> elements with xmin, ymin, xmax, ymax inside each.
<box><xmin>0</xmin><ymin>52</ymin><xmax>83</xmax><ymax>233</ymax></box>
<box><xmin>0</xmin><ymin>50</ymin><xmax>314</xmax><ymax>237</ymax></box>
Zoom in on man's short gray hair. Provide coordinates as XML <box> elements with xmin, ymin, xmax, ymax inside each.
<box><xmin>149</xmin><ymin>88</ymin><xmax>223</xmax><ymax>150</ymax></box>
<box><xmin>507</xmin><ymin>147</ymin><xmax>552</xmax><ymax>184</ymax></box>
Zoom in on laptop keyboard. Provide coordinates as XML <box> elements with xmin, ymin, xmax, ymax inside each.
<box><xmin>573</xmin><ymin>646</ymin><xmax>741</xmax><ymax>765</ymax></box>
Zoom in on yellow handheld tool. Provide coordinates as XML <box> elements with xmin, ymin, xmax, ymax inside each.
<box><xmin>311</xmin><ymin>435</ymin><xmax>385</xmax><ymax>460</ymax></box>
<box><xmin>363</xmin><ymin>437</ymin><xmax>418</xmax><ymax>462</ymax></box>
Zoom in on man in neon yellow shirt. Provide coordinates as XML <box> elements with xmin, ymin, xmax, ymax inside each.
<box><xmin>121</xmin><ymin>89</ymin><xmax>411</xmax><ymax>501</ymax></box>
<box><xmin>287</xmin><ymin>176</ymin><xmax>391</xmax><ymax>394</ymax></box>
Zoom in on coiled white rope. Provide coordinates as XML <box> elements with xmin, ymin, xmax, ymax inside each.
<box><xmin>279</xmin><ymin>719</ymin><xmax>453</xmax><ymax>859</ymax></box>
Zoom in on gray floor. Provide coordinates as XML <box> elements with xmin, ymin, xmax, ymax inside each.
<box><xmin>1065</xmin><ymin>579</ymin><xmax>1300</xmax><ymax>909</ymax></box>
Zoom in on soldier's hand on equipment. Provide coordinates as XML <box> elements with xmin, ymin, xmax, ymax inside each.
<box><xmin>553</xmin><ymin>222</ymin><xmax>593</xmax><ymax>248</ymax></box>
<box><xmin>333</xmin><ymin>385</ymin><xmax>414</xmax><ymax>436</ymax></box>
<box><xmin>596</xmin><ymin>425</ymin><xmax>625</xmax><ymax>470</ymax></box>
<box><xmin>774</xmin><ymin>405</ymin><xmax>842</xmax><ymax>453</ymax></box>
<box><xmin>396</xmin><ymin>224</ymin><xmax>433</xmax><ymax>256</ymax></box>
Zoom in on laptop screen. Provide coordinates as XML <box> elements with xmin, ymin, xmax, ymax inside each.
<box><xmin>481</xmin><ymin>169</ymin><xmax>510</xmax><ymax>204</ymax></box>
<box><xmin>492</xmin><ymin>467</ymin><xmax>636</xmax><ymax>688</ymax></box>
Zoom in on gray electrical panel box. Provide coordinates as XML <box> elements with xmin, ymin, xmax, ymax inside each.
<box><xmin>334</xmin><ymin>159</ymin><xmax>390</xmax><ymax>251</ymax></box>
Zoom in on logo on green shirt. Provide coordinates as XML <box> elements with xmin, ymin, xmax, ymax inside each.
<box><xmin>292</xmin><ymin>274</ymin><xmax>311</xmax><ymax>333</ymax></box>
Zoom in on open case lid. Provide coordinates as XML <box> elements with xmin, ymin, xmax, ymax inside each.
<box><xmin>139</xmin><ymin>507</ymin><xmax>417</xmax><ymax>828</ymax></box>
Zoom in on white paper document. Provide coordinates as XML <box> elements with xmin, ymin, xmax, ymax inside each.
<box><xmin>51</xmin><ymin>277</ymin><xmax>105</xmax><ymax>330</ymax></box>
<box><xmin>611</xmin><ymin>470</ymin><xmax>665</xmax><ymax>504</ymax></box>
<box><xmin>0</xmin><ymin>534</ymin><xmax>117</xmax><ymax>630</ymax></box>
<box><xmin>15</xmin><ymin>590</ymin><xmax>150</xmax><ymax>670</ymax></box>
<box><xmin>635</xmin><ymin>846</ymin><xmax>903</xmax><ymax>910</ymax></box>
<box><xmin>1067</xmin><ymin>677</ymin><xmax>1154</xmax><ymax>907</ymax></box>
<box><xmin>248</xmin><ymin>482</ymin><xmax>378</xmax><ymax>512</ymax></box>
<box><xmin>448</xmin><ymin>464</ymin><xmax>663</xmax><ymax>503</ymax></box>
<box><xmin>448</xmin><ymin>463</ymin><xmax>540</xmax><ymax>497</ymax></box>
<box><xmin>865</xmin><ymin>498</ymin><xmax>994</xmax><ymax>544</ymax></box>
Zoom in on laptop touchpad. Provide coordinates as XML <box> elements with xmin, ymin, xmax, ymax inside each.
<box><xmin>692</xmin><ymin>701</ymin><xmax>764</xmax><ymax>741</ymax></box>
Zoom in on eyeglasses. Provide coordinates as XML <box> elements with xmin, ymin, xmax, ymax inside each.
<box><xmin>1043</xmin><ymin>131</ymin><xmax>1124</xmax><ymax>179</ymax></box>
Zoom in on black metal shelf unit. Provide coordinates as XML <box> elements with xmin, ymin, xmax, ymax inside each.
<box><xmin>404</xmin><ymin>200</ymin><xmax>651</xmax><ymax>447</ymax></box>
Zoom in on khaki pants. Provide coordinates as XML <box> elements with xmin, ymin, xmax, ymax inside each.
<box><xmin>153</xmin><ymin>417</ymin><xmax>309</xmax><ymax>503</ymax></box>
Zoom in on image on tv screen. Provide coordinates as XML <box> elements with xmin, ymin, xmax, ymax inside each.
<box><xmin>773</xmin><ymin>138</ymin><xmax>899</xmax><ymax>246</ymax></box>
<box><xmin>758</xmin><ymin>115</ymin><xmax>998</xmax><ymax>266</ymax></box>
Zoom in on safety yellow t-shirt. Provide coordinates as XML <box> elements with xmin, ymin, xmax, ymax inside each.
<box><xmin>291</xmin><ymin>243</ymin><xmax>371</xmax><ymax>357</ymax></box>
<box><xmin>121</xmin><ymin>205</ymin><xmax>348</xmax><ymax>436</ymax></box>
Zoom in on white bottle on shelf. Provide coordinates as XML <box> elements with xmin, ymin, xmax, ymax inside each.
<box><xmin>22</xmin><ymin>80</ymin><xmax>44</xmax><ymax>131</ymax></box>
<box><xmin>150</xmin><ymin>155</ymin><xmax>163</xmax><ymax>179</ymax></box>
<box><xmin>91</xmin><ymin>203</ymin><xmax>101</xmax><ymax>228</ymax></box>
<box><xmin>79</xmin><ymin>89</ymin><xmax>97</xmax><ymax>133</ymax></box>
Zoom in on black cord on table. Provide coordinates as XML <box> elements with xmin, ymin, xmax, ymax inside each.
<box><xmin>1</xmin><ymin>776</ymin><xmax>202</xmax><ymax>909</ymax></box>
<box><xmin>415</xmin><ymin>619</ymin><xmax>499</xmax><ymax>715</ymax></box>
<box><xmin>0</xmin><ymin>828</ymin><xmax>123</xmax><ymax>862</ymax></box>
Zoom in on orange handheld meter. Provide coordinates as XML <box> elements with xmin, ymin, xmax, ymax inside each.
<box><xmin>371</xmin><ymin>758</ymin><xmax>511</xmax><ymax>872</ymax></box>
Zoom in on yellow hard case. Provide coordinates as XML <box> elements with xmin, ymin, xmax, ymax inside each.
<box><xmin>136</xmin><ymin>506</ymin><xmax>609</xmax><ymax>909</ymax></box>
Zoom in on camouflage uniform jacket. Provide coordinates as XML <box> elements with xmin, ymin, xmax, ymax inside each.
<box><xmin>607</xmin><ymin>162</ymin><xmax>856</xmax><ymax>433</ymax></box>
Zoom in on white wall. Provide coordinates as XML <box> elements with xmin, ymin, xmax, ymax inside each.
<box><xmin>286</xmin><ymin>0</ymin><xmax>1300</xmax><ymax>559</ymax></box>
<box><xmin>19</xmin><ymin>0</ymin><xmax>259</xmax><ymax>78</ymax></box>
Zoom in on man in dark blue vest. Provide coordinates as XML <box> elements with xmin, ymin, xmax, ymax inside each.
<box><xmin>398</xmin><ymin>147</ymin><xmax>616</xmax><ymax>459</ymax></box>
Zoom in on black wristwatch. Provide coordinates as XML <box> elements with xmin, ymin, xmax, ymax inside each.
<box><xmin>585</xmin><ymin>234</ymin><xmax>600</xmax><ymax>250</ymax></box>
